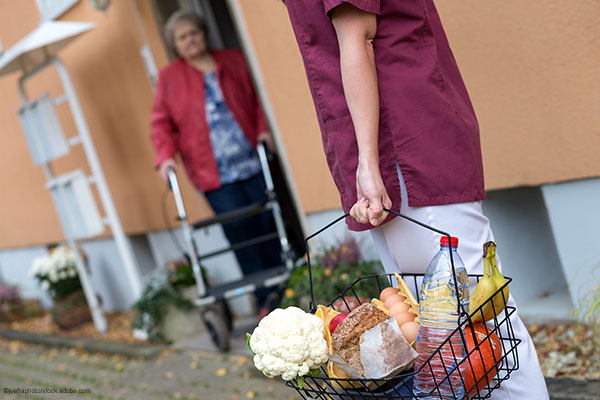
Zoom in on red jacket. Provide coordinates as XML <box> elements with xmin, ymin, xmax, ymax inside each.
<box><xmin>150</xmin><ymin>49</ymin><xmax>269</xmax><ymax>192</ymax></box>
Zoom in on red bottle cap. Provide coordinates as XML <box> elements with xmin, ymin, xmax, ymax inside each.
<box><xmin>440</xmin><ymin>236</ymin><xmax>459</xmax><ymax>247</ymax></box>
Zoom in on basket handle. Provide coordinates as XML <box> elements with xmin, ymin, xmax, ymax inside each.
<box><xmin>304</xmin><ymin>208</ymin><xmax>468</xmax><ymax>318</ymax></box>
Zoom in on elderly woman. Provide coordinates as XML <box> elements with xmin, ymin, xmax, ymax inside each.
<box><xmin>150</xmin><ymin>10</ymin><xmax>280</xmax><ymax>317</ymax></box>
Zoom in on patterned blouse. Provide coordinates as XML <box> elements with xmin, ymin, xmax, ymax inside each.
<box><xmin>204</xmin><ymin>70</ymin><xmax>260</xmax><ymax>185</ymax></box>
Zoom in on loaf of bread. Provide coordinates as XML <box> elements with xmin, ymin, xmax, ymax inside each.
<box><xmin>331</xmin><ymin>302</ymin><xmax>389</xmax><ymax>377</ymax></box>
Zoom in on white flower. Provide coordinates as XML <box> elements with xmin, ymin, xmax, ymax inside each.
<box><xmin>29</xmin><ymin>244</ymin><xmax>82</xmax><ymax>289</ymax></box>
<box><xmin>57</xmin><ymin>254</ymin><xmax>68</xmax><ymax>267</ymax></box>
<box><xmin>48</xmin><ymin>270</ymin><xmax>58</xmax><ymax>283</ymax></box>
<box><xmin>54</xmin><ymin>246</ymin><xmax>76</xmax><ymax>265</ymax></box>
<box><xmin>35</xmin><ymin>255</ymin><xmax>51</xmax><ymax>275</ymax></box>
<box><xmin>29</xmin><ymin>256</ymin><xmax>44</xmax><ymax>277</ymax></box>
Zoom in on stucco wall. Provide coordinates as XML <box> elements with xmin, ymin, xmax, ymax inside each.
<box><xmin>1</xmin><ymin>0</ymin><xmax>599</xmax><ymax>250</ymax></box>
<box><xmin>542</xmin><ymin>178</ymin><xmax>600</xmax><ymax>309</ymax></box>
<box><xmin>0</xmin><ymin>0</ymin><xmax>210</xmax><ymax>249</ymax></box>
<box><xmin>237</xmin><ymin>0</ymin><xmax>600</xmax><ymax>200</ymax></box>
<box><xmin>434</xmin><ymin>0</ymin><xmax>600</xmax><ymax>190</ymax></box>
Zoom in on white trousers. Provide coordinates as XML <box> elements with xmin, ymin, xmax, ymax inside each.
<box><xmin>370</xmin><ymin>169</ymin><xmax>549</xmax><ymax>399</ymax></box>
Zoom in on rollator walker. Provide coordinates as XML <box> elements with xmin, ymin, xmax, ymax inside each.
<box><xmin>166</xmin><ymin>143</ymin><xmax>305</xmax><ymax>352</ymax></box>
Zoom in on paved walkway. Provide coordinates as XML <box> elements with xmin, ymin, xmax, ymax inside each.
<box><xmin>546</xmin><ymin>378</ymin><xmax>600</xmax><ymax>400</ymax></box>
<box><xmin>1</xmin><ymin>317</ymin><xmax>598</xmax><ymax>400</ymax></box>
<box><xmin>0</xmin><ymin>338</ymin><xmax>297</xmax><ymax>400</ymax></box>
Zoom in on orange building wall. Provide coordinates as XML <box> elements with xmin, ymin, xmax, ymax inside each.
<box><xmin>0</xmin><ymin>0</ymin><xmax>210</xmax><ymax>249</ymax></box>
<box><xmin>433</xmin><ymin>0</ymin><xmax>600</xmax><ymax>190</ymax></box>
<box><xmin>237</xmin><ymin>0</ymin><xmax>600</xmax><ymax>196</ymax></box>
<box><xmin>0</xmin><ymin>1</ymin><xmax>58</xmax><ymax>248</ymax></box>
<box><xmin>1</xmin><ymin>0</ymin><xmax>599</xmax><ymax>249</ymax></box>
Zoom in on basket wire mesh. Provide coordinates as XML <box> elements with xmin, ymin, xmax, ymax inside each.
<box><xmin>287</xmin><ymin>209</ymin><xmax>520</xmax><ymax>399</ymax></box>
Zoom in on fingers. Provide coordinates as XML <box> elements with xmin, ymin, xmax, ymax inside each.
<box><xmin>161</xmin><ymin>171</ymin><xmax>170</xmax><ymax>187</ymax></box>
<box><xmin>159</xmin><ymin>159</ymin><xmax>176</xmax><ymax>186</ymax></box>
<box><xmin>350</xmin><ymin>196</ymin><xmax>390</xmax><ymax>226</ymax></box>
<box><xmin>351</xmin><ymin>164</ymin><xmax>392</xmax><ymax>226</ymax></box>
<box><xmin>265</xmin><ymin>136</ymin><xmax>276</xmax><ymax>153</ymax></box>
<box><xmin>257</xmin><ymin>132</ymin><xmax>276</xmax><ymax>153</ymax></box>
<box><xmin>383</xmin><ymin>192</ymin><xmax>392</xmax><ymax>210</ymax></box>
<box><xmin>366</xmin><ymin>197</ymin><xmax>386</xmax><ymax>227</ymax></box>
<box><xmin>350</xmin><ymin>198</ymin><xmax>369</xmax><ymax>224</ymax></box>
<box><xmin>159</xmin><ymin>166</ymin><xmax>167</xmax><ymax>184</ymax></box>
<box><xmin>371</xmin><ymin>192</ymin><xmax>393</xmax><ymax>225</ymax></box>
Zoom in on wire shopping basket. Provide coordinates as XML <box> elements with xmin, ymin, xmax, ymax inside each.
<box><xmin>287</xmin><ymin>209</ymin><xmax>521</xmax><ymax>399</ymax></box>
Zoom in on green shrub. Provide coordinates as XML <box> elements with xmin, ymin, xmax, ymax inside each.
<box><xmin>133</xmin><ymin>259</ymin><xmax>203</xmax><ymax>340</ymax></box>
<box><xmin>280</xmin><ymin>236</ymin><xmax>383</xmax><ymax>310</ymax></box>
<box><xmin>580</xmin><ymin>263</ymin><xmax>600</xmax><ymax>358</ymax></box>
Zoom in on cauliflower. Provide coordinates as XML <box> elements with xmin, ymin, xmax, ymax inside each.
<box><xmin>248</xmin><ymin>307</ymin><xmax>328</xmax><ymax>382</ymax></box>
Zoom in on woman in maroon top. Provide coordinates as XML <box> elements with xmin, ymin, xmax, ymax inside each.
<box><xmin>285</xmin><ymin>0</ymin><xmax>548</xmax><ymax>397</ymax></box>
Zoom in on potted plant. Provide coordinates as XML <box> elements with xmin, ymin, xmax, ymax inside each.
<box><xmin>0</xmin><ymin>284</ymin><xmax>23</xmax><ymax>323</ymax></box>
<box><xmin>133</xmin><ymin>259</ymin><xmax>206</xmax><ymax>341</ymax></box>
<box><xmin>280</xmin><ymin>236</ymin><xmax>384</xmax><ymax>311</ymax></box>
<box><xmin>29</xmin><ymin>245</ymin><xmax>91</xmax><ymax>329</ymax></box>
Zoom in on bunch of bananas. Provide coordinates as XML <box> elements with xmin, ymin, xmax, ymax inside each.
<box><xmin>468</xmin><ymin>241</ymin><xmax>509</xmax><ymax>322</ymax></box>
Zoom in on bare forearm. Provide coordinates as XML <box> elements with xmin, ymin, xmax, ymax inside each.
<box><xmin>340</xmin><ymin>41</ymin><xmax>379</xmax><ymax>169</ymax></box>
<box><xmin>332</xmin><ymin>5</ymin><xmax>379</xmax><ymax>168</ymax></box>
<box><xmin>331</xmin><ymin>4</ymin><xmax>390</xmax><ymax>225</ymax></box>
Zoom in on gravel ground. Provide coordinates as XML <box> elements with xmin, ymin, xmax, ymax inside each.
<box><xmin>1</xmin><ymin>312</ymin><xmax>145</xmax><ymax>344</ymax></box>
<box><xmin>527</xmin><ymin>322</ymin><xmax>600</xmax><ymax>381</ymax></box>
<box><xmin>4</xmin><ymin>313</ymin><xmax>599</xmax><ymax>381</ymax></box>
<box><xmin>0</xmin><ymin>337</ymin><xmax>296</xmax><ymax>400</ymax></box>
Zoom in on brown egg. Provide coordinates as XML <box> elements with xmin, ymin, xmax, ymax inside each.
<box><xmin>389</xmin><ymin>301</ymin><xmax>410</xmax><ymax>316</ymax></box>
<box><xmin>400</xmin><ymin>321</ymin><xmax>420</xmax><ymax>343</ymax></box>
<box><xmin>393</xmin><ymin>311</ymin><xmax>415</xmax><ymax>329</ymax></box>
<box><xmin>379</xmin><ymin>287</ymin><xmax>399</xmax><ymax>303</ymax></box>
<box><xmin>384</xmin><ymin>294</ymin><xmax>405</xmax><ymax>310</ymax></box>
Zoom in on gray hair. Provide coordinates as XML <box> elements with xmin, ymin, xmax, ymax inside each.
<box><xmin>164</xmin><ymin>10</ymin><xmax>208</xmax><ymax>55</ymax></box>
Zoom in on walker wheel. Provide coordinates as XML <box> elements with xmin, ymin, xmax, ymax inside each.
<box><xmin>203</xmin><ymin>309</ymin><xmax>230</xmax><ymax>352</ymax></box>
<box><xmin>215</xmin><ymin>300</ymin><xmax>233</xmax><ymax>332</ymax></box>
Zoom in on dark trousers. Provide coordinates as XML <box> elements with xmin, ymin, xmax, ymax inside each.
<box><xmin>204</xmin><ymin>174</ymin><xmax>281</xmax><ymax>307</ymax></box>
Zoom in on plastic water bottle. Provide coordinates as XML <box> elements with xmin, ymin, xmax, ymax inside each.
<box><xmin>414</xmin><ymin>236</ymin><xmax>470</xmax><ymax>399</ymax></box>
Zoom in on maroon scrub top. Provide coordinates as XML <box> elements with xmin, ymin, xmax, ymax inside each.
<box><xmin>286</xmin><ymin>0</ymin><xmax>486</xmax><ymax>231</ymax></box>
